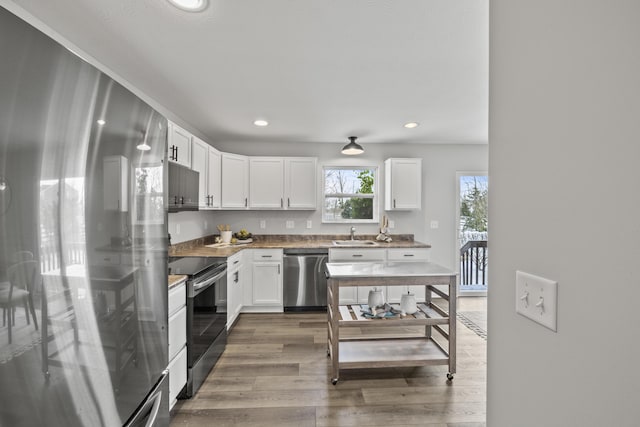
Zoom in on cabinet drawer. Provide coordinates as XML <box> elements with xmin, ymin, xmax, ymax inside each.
<box><xmin>168</xmin><ymin>345</ymin><xmax>187</xmax><ymax>408</ymax></box>
<box><xmin>228</xmin><ymin>252</ymin><xmax>242</xmax><ymax>270</ymax></box>
<box><xmin>168</xmin><ymin>306</ymin><xmax>187</xmax><ymax>361</ymax></box>
<box><xmin>252</xmin><ymin>249</ymin><xmax>283</xmax><ymax>261</ymax></box>
<box><xmin>329</xmin><ymin>248</ymin><xmax>386</xmax><ymax>262</ymax></box>
<box><xmin>97</xmin><ymin>253</ymin><xmax>120</xmax><ymax>265</ymax></box>
<box><xmin>168</xmin><ymin>281</ymin><xmax>186</xmax><ymax>316</ymax></box>
<box><xmin>387</xmin><ymin>248</ymin><xmax>430</xmax><ymax>261</ymax></box>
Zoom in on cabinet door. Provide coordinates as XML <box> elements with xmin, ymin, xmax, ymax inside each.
<box><xmin>249</xmin><ymin>157</ymin><xmax>284</xmax><ymax>209</ymax></box>
<box><xmin>252</xmin><ymin>262</ymin><xmax>282</xmax><ymax>305</ymax></box>
<box><xmin>221</xmin><ymin>153</ymin><xmax>249</xmax><ymax>209</ymax></box>
<box><xmin>168</xmin><ymin>122</ymin><xmax>192</xmax><ymax>168</ymax></box>
<box><xmin>284</xmin><ymin>157</ymin><xmax>316</xmax><ymax>209</ymax></box>
<box><xmin>227</xmin><ymin>266</ymin><xmax>241</xmax><ymax>329</ymax></box>
<box><xmin>207</xmin><ymin>147</ymin><xmax>222</xmax><ymax>208</ymax></box>
<box><xmin>103</xmin><ymin>155</ymin><xmax>128</xmax><ymax>212</ymax></box>
<box><xmin>385</xmin><ymin>158</ymin><xmax>421</xmax><ymax>210</ymax></box>
<box><xmin>386</xmin><ymin>248</ymin><xmax>429</xmax><ymax>302</ymax></box>
<box><xmin>191</xmin><ymin>137</ymin><xmax>209</xmax><ymax>209</ymax></box>
<box><xmin>329</xmin><ymin>248</ymin><xmax>386</xmax><ymax>305</ymax></box>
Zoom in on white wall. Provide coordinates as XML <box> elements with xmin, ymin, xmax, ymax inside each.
<box><xmin>489</xmin><ymin>1</ymin><xmax>640</xmax><ymax>426</ymax></box>
<box><xmin>169</xmin><ymin>142</ymin><xmax>487</xmax><ymax>270</ymax></box>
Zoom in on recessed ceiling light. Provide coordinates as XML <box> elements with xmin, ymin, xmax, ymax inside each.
<box><xmin>166</xmin><ymin>0</ymin><xmax>208</xmax><ymax>12</ymax></box>
<box><xmin>97</xmin><ymin>119</ymin><xmax>106</xmax><ymax>126</ymax></box>
<box><xmin>404</xmin><ymin>122</ymin><xmax>419</xmax><ymax>129</ymax></box>
<box><xmin>253</xmin><ymin>119</ymin><xmax>269</xmax><ymax>127</ymax></box>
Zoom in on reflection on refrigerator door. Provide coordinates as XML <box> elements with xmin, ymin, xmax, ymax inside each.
<box><xmin>0</xmin><ymin>6</ymin><xmax>169</xmax><ymax>426</ymax></box>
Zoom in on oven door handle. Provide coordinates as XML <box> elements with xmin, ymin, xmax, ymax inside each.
<box><xmin>192</xmin><ymin>269</ymin><xmax>227</xmax><ymax>295</ymax></box>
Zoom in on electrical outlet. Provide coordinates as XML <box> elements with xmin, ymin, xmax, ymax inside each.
<box><xmin>204</xmin><ymin>220</ymin><xmax>208</xmax><ymax>230</ymax></box>
<box><xmin>388</xmin><ymin>220</ymin><xmax>395</xmax><ymax>229</ymax></box>
<box><xmin>516</xmin><ymin>271</ymin><xmax>558</xmax><ymax>332</ymax></box>
<box><xmin>260</xmin><ymin>220</ymin><xmax>266</xmax><ymax>229</ymax></box>
<box><xmin>306</xmin><ymin>220</ymin><xmax>312</xmax><ymax>229</ymax></box>
<box><xmin>286</xmin><ymin>220</ymin><xmax>295</xmax><ymax>229</ymax></box>
<box><xmin>176</xmin><ymin>224</ymin><xmax>181</xmax><ymax>235</ymax></box>
<box><xmin>430</xmin><ymin>220</ymin><xmax>439</xmax><ymax>229</ymax></box>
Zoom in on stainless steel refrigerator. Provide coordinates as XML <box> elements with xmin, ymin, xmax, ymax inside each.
<box><xmin>0</xmin><ymin>6</ymin><xmax>169</xmax><ymax>426</ymax></box>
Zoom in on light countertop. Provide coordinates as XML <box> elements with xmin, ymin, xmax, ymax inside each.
<box><xmin>168</xmin><ymin>274</ymin><xmax>188</xmax><ymax>289</ymax></box>
<box><xmin>325</xmin><ymin>261</ymin><xmax>455</xmax><ymax>278</ymax></box>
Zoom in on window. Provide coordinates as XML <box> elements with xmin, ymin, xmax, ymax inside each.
<box><xmin>323</xmin><ymin>166</ymin><xmax>378</xmax><ymax>223</ymax></box>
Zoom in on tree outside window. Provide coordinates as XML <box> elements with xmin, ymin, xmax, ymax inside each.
<box><xmin>323</xmin><ymin>167</ymin><xmax>378</xmax><ymax>223</ymax></box>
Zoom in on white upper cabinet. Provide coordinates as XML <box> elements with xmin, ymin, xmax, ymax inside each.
<box><xmin>284</xmin><ymin>157</ymin><xmax>317</xmax><ymax>209</ymax></box>
<box><xmin>168</xmin><ymin>122</ymin><xmax>192</xmax><ymax>168</ymax></box>
<box><xmin>191</xmin><ymin>137</ymin><xmax>209</xmax><ymax>209</ymax></box>
<box><xmin>103</xmin><ymin>155</ymin><xmax>129</xmax><ymax>212</ymax></box>
<box><xmin>248</xmin><ymin>157</ymin><xmax>317</xmax><ymax>210</ymax></box>
<box><xmin>207</xmin><ymin>147</ymin><xmax>222</xmax><ymax>209</ymax></box>
<box><xmin>249</xmin><ymin>157</ymin><xmax>285</xmax><ymax>209</ymax></box>
<box><xmin>384</xmin><ymin>158</ymin><xmax>422</xmax><ymax>210</ymax></box>
<box><xmin>221</xmin><ymin>153</ymin><xmax>249</xmax><ymax>209</ymax></box>
<box><xmin>191</xmin><ymin>138</ymin><xmax>222</xmax><ymax>210</ymax></box>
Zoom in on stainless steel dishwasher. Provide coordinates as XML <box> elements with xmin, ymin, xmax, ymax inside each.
<box><xmin>283</xmin><ymin>248</ymin><xmax>328</xmax><ymax>311</ymax></box>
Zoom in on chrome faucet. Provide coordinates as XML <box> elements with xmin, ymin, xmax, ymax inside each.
<box><xmin>350</xmin><ymin>226</ymin><xmax>356</xmax><ymax>240</ymax></box>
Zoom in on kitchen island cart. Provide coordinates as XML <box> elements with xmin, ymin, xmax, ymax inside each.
<box><xmin>325</xmin><ymin>261</ymin><xmax>457</xmax><ymax>384</ymax></box>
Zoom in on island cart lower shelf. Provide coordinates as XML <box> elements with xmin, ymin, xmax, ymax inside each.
<box><xmin>325</xmin><ymin>261</ymin><xmax>457</xmax><ymax>384</ymax></box>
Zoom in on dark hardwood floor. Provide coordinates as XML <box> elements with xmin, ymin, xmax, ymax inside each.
<box><xmin>170</xmin><ymin>298</ymin><xmax>487</xmax><ymax>427</ymax></box>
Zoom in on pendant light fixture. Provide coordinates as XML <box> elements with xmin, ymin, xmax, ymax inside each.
<box><xmin>136</xmin><ymin>131</ymin><xmax>151</xmax><ymax>151</ymax></box>
<box><xmin>341</xmin><ymin>136</ymin><xmax>364</xmax><ymax>155</ymax></box>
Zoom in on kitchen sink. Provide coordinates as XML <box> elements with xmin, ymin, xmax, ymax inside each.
<box><xmin>332</xmin><ymin>240</ymin><xmax>378</xmax><ymax>246</ymax></box>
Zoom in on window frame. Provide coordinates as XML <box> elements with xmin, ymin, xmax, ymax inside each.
<box><xmin>322</xmin><ymin>165</ymin><xmax>379</xmax><ymax>224</ymax></box>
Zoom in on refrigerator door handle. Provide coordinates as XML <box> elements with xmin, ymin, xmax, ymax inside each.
<box><xmin>124</xmin><ymin>370</ymin><xmax>168</xmax><ymax>427</ymax></box>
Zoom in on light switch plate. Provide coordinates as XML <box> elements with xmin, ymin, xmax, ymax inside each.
<box><xmin>306</xmin><ymin>220</ymin><xmax>312</xmax><ymax>229</ymax></box>
<box><xmin>516</xmin><ymin>271</ymin><xmax>558</xmax><ymax>332</ymax></box>
<box><xmin>430</xmin><ymin>220</ymin><xmax>439</xmax><ymax>229</ymax></box>
<box><xmin>286</xmin><ymin>220</ymin><xmax>295</xmax><ymax>229</ymax></box>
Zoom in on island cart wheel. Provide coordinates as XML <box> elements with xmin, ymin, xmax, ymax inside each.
<box><xmin>446</xmin><ymin>373</ymin><xmax>454</xmax><ymax>381</ymax></box>
<box><xmin>331</xmin><ymin>378</ymin><xmax>338</xmax><ymax>385</ymax></box>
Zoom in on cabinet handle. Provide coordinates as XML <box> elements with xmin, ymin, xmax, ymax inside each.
<box><xmin>261</xmin><ymin>255</ymin><xmax>272</xmax><ymax>258</ymax></box>
<box><xmin>393</xmin><ymin>199</ymin><xmax>396</xmax><ymax>208</ymax></box>
<box><xmin>180</xmin><ymin>196</ymin><xmax>184</xmax><ymax>205</ymax></box>
<box><xmin>403</xmin><ymin>254</ymin><xmax>414</xmax><ymax>257</ymax></box>
<box><xmin>288</xmin><ymin>198</ymin><xmax>290</xmax><ymax>207</ymax></box>
<box><xmin>352</xmin><ymin>254</ymin><xmax>363</xmax><ymax>258</ymax></box>
<box><xmin>281</xmin><ymin>198</ymin><xmax>283</xmax><ymax>208</ymax></box>
<box><xmin>174</xmin><ymin>195</ymin><xmax>178</xmax><ymax>205</ymax></box>
<box><xmin>233</xmin><ymin>260</ymin><xmax>239</xmax><ymax>265</ymax></box>
<box><xmin>278</xmin><ymin>264</ymin><xmax>281</xmax><ymax>274</ymax></box>
<box><xmin>245</xmin><ymin>197</ymin><xmax>248</xmax><ymax>207</ymax></box>
<box><xmin>175</xmin><ymin>146</ymin><xmax>179</xmax><ymax>161</ymax></box>
<box><xmin>234</xmin><ymin>271</ymin><xmax>239</xmax><ymax>283</ymax></box>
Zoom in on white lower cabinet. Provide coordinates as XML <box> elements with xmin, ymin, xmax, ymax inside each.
<box><xmin>251</xmin><ymin>250</ymin><xmax>283</xmax><ymax>307</ymax></box>
<box><xmin>168</xmin><ymin>346</ymin><xmax>187</xmax><ymax>408</ymax></box>
<box><xmin>240</xmin><ymin>249</ymin><xmax>283</xmax><ymax>312</ymax></box>
<box><xmin>167</xmin><ymin>280</ymin><xmax>187</xmax><ymax>409</ymax></box>
<box><xmin>386</xmin><ymin>248</ymin><xmax>430</xmax><ymax>303</ymax></box>
<box><xmin>226</xmin><ymin>252</ymin><xmax>243</xmax><ymax>330</ymax></box>
<box><xmin>328</xmin><ymin>248</ymin><xmax>386</xmax><ymax>305</ymax></box>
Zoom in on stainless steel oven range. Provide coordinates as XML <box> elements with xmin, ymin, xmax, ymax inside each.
<box><xmin>168</xmin><ymin>257</ymin><xmax>227</xmax><ymax>398</ymax></box>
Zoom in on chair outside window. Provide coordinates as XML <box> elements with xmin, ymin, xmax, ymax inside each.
<box><xmin>1</xmin><ymin>260</ymin><xmax>39</xmax><ymax>343</ymax></box>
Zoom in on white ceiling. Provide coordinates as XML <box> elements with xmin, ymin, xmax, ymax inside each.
<box><xmin>6</xmin><ymin>0</ymin><xmax>488</xmax><ymax>145</ymax></box>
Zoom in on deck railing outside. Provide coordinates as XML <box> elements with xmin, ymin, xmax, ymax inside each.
<box><xmin>460</xmin><ymin>240</ymin><xmax>487</xmax><ymax>287</ymax></box>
